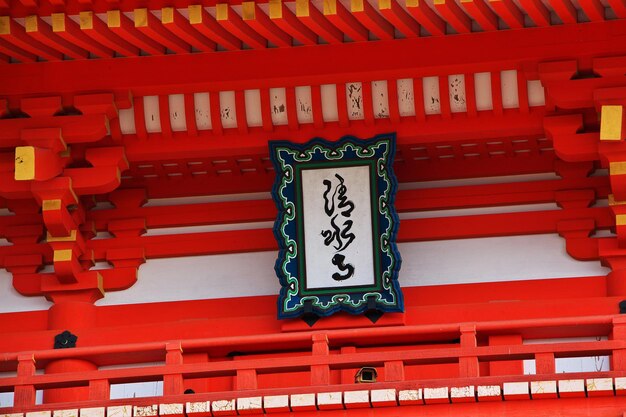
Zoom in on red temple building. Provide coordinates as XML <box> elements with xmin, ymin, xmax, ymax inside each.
<box><xmin>2</xmin><ymin>0</ymin><xmax>626</xmax><ymax>415</ymax></box>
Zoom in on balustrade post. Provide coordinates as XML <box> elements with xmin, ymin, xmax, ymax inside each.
<box><xmin>311</xmin><ymin>334</ymin><xmax>330</xmax><ymax>386</ymax></box>
<box><xmin>235</xmin><ymin>369</ymin><xmax>257</xmax><ymax>390</ymax></box>
<box><xmin>164</xmin><ymin>342</ymin><xmax>184</xmax><ymax>395</ymax></box>
<box><xmin>339</xmin><ymin>346</ymin><xmax>356</xmax><ymax>384</ymax></box>
<box><xmin>488</xmin><ymin>335</ymin><xmax>523</xmax><ymax>376</ymax></box>
<box><xmin>88</xmin><ymin>379</ymin><xmax>110</xmax><ymax>401</ymax></box>
<box><xmin>459</xmin><ymin>324</ymin><xmax>479</xmax><ymax>377</ymax></box>
<box><xmin>14</xmin><ymin>353</ymin><xmax>36</xmax><ymax>408</ymax></box>
<box><xmin>611</xmin><ymin>316</ymin><xmax>626</xmax><ymax>371</ymax></box>
<box><xmin>384</xmin><ymin>361</ymin><xmax>404</xmax><ymax>382</ymax></box>
<box><xmin>535</xmin><ymin>352</ymin><xmax>556</xmax><ymax>374</ymax></box>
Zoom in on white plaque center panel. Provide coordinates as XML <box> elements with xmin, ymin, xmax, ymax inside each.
<box><xmin>300</xmin><ymin>165</ymin><xmax>375</xmax><ymax>290</ymax></box>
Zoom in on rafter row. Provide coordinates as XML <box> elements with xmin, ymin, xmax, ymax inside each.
<box><xmin>0</xmin><ymin>0</ymin><xmax>624</xmax><ymax>64</ymax></box>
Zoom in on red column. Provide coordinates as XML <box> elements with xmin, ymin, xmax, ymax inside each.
<box><xmin>44</xmin><ymin>292</ymin><xmax>100</xmax><ymax>403</ymax></box>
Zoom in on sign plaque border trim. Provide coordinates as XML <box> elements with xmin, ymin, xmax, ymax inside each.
<box><xmin>269</xmin><ymin>134</ymin><xmax>403</xmax><ymax>319</ymax></box>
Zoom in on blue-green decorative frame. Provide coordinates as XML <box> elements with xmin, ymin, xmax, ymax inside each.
<box><xmin>269</xmin><ymin>134</ymin><xmax>403</xmax><ymax>319</ymax></box>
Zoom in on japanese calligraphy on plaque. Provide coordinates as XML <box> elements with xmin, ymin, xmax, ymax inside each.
<box><xmin>269</xmin><ymin>135</ymin><xmax>403</xmax><ymax>319</ymax></box>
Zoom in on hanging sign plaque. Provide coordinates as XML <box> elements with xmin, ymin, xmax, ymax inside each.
<box><xmin>269</xmin><ymin>134</ymin><xmax>403</xmax><ymax>319</ymax></box>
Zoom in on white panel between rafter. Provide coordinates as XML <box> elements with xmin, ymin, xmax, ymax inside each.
<box><xmin>527</xmin><ymin>80</ymin><xmax>546</xmax><ymax>107</ymax></box>
<box><xmin>346</xmin><ymin>82</ymin><xmax>364</xmax><ymax>120</ymax></box>
<box><xmin>295</xmin><ymin>86</ymin><xmax>313</xmax><ymax>124</ymax></box>
<box><xmin>501</xmin><ymin>69</ymin><xmax>519</xmax><ymax>109</ymax></box>
<box><xmin>474</xmin><ymin>72</ymin><xmax>493</xmax><ymax>111</ymax></box>
<box><xmin>423</xmin><ymin>76</ymin><xmax>441</xmax><ymax>115</ymax></box>
<box><xmin>397</xmin><ymin>78</ymin><xmax>415</xmax><ymax>117</ymax></box>
<box><xmin>320</xmin><ymin>84</ymin><xmax>338</xmax><ymax>122</ymax></box>
<box><xmin>118</xmin><ymin>106</ymin><xmax>136</xmax><ymax>134</ymax></box>
<box><xmin>372</xmin><ymin>80</ymin><xmax>390</xmax><ymax>119</ymax></box>
<box><xmin>219</xmin><ymin>91</ymin><xmax>237</xmax><ymax>129</ymax></box>
<box><xmin>143</xmin><ymin>96</ymin><xmax>162</xmax><ymax>133</ymax></box>
<box><xmin>193</xmin><ymin>93</ymin><xmax>212</xmax><ymax>130</ymax></box>
<box><xmin>244</xmin><ymin>90</ymin><xmax>263</xmax><ymax>127</ymax></box>
<box><xmin>270</xmin><ymin>87</ymin><xmax>288</xmax><ymax>126</ymax></box>
<box><xmin>448</xmin><ymin>74</ymin><xmax>467</xmax><ymax>113</ymax></box>
<box><xmin>168</xmin><ymin>94</ymin><xmax>187</xmax><ymax>132</ymax></box>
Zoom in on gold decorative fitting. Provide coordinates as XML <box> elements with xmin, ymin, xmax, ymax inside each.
<box><xmin>379</xmin><ymin>0</ymin><xmax>392</xmax><ymax>9</ymax></box>
<box><xmin>242</xmin><ymin>2</ymin><xmax>256</xmax><ymax>20</ymax></box>
<box><xmin>610</xmin><ymin>161</ymin><xmax>626</xmax><ymax>176</ymax></box>
<box><xmin>14</xmin><ymin>146</ymin><xmax>35</xmax><ymax>181</ymax></box>
<box><xmin>96</xmin><ymin>272</ymin><xmax>105</xmax><ymax>297</ymax></box>
<box><xmin>296</xmin><ymin>0</ymin><xmax>310</xmax><ymax>16</ymax></box>
<box><xmin>216</xmin><ymin>4</ymin><xmax>229</xmax><ymax>21</ymax></box>
<box><xmin>51</xmin><ymin>13</ymin><xmax>65</xmax><ymax>32</ymax></box>
<box><xmin>608</xmin><ymin>194</ymin><xmax>626</xmax><ymax>206</ymax></box>
<box><xmin>24</xmin><ymin>15</ymin><xmax>38</xmax><ymax>32</ymax></box>
<box><xmin>351</xmin><ymin>0</ymin><xmax>365</xmax><ymax>12</ymax></box>
<box><xmin>47</xmin><ymin>230</ymin><xmax>77</xmax><ymax>242</ymax></box>
<box><xmin>0</xmin><ymin>16</ymin><xmax>11</xmax><ymax>35</ymax></box>
<box><xmin>80</xmin><ymin>11</ymin><xmax>94</xmax><ymax>30</ymax></box>
<box><xmin>162</xmin><ymin>7</ymin><xmax>174</xmax><ymax>24</ymax></box>
<box><xmin>323</xmin><ymin>0</ymin><xmax>337</xmax><ymax>15</ymax></box>
<box><xmin>42</xmin><ymin>199</ymin><xmax>62</xmax><ymax>211</ymax></box>
<box><xmin>269</xmin><ymin>0</ymin><xmax>283</xmax><ymax>19</ymax></box>
<box><xmin>107</xmin><ymin>10</ymin><xmax>121</xmax><ymax>28</ymax></box>
<box><xmin>189</xmin><ymin>5</ymin><xmax>203</xmax><ymax>24</ymax></box>
<box><xmin>600</xmin><ymin>105</ymin><xmax>623</xmax><ymax>141</ymax></box>
<box><xmin>53</xmin><ymin>249</ymin><xmax>73</xmax><ymax>262</ymax></box>
<box><xmin>406</xmin><ymin>0</ymin><xmax>419</xmax><ymax>8</ymax></box>
<box><xmin>617</xmin><ymin>214</ymin><xmax>626</xmax><ymax>226</ymax></box>
<box><xmin>134</xmin><ymin>9</ymin><xmax>148</xmax><ymax>27</ymax></box>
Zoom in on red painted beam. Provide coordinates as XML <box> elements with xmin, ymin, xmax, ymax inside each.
<box><xmin>378</xmin><ymin>0</ymin><xmax>421</xmax><ymax>38</ymax></box>
<box><xmin>0</xmin><ymin>16</ymin><xmax>62</xmax><ymax>61</ymax></box>
<box><xmin>82</xmin><ymin>176</ymin><xmax>609</xmax><ymax>231</ymax></box>
<box><xmin>3</xmin><ymin>20</ymin><xmax>626</xmax><ymax>97</ymax></box>
<box><xmin>350</xmin><ymin>0</ymin><xmax>395</xmax><ymax>40</ymax></box>
<box><xmin>161</xmin><ymin>7</ymin><xmax>216</xmax><ymax>53</ymax></box>
<box><xmin>434</xmin><ymin>0</ymin><xmax>472</xmax><ymax>33</ymax></box>
<box><xmin>114</xmin><ymin>108</ymin><xmax>548</xmax><ymax>162</ymax></box>
<box><xmin>461</xmin><ymin>0</ymin><xmax>499</xmax><ymax>31</ymax></box>
<box><xmin>24</xmin><ymin>15</ymin><xmax>88</xmax><ymax>60</ymax></box>
<box><xmin>51</xmin><ymin>13</ymin><xmax>114</xmax><ymax>58</ymax></box>
<box><xmin>518</xmin><ymin>0</ymin><xmax>551</xmax><ymax>26</ymax></box>
<box><xmin>269</xmin><ymin>0</ymin><xmax>318</xmax><ymax>46</ymax></box>
<box><xmin>188</xmin><ymin>4</ymin><xmax>242</xmax><ymax>51</ymax></box>
<box><xmin>406</xmin><ymin>0</ymin><xmax>446</xmax><ymax>36</ymax></box>
<box><xmin>133</xmin><ymin>8</ymin><xmax>190</xmax><ymax>54</ymax></box>
<box><xmin>242</xmin><ymin>1</ymin><xmax>292</xmax><ymax>47</ymax></box>
<box><xmin>0</xmin><ymin>37</ymin><xmax>36</xmax><ymax>63</ymax></box>
<box><xmin>107</xmin><ymin>10</ymin><xmax>165</xmax><ymax>56</ymax></box>
<box><xmin>550</xmin><ymin>0</ymin><xmax>578</xmax><ymax>24</ymax></box>
<box><xmin>579</xmin><ymin>0</ymin><xmax>606</xmax><ymax>21</ymax></box>
<box><xmin>79</xmin><ymin>11</ymin><xmax>139</xmax><ymax>57</ymax></box>
<box><xmin>606</xmin><ymin>0</ymin><xmax>626</xmax><ymax>18</ymax></box>
<box><xmin>489</xmin><ymin>0</ymin><xmax>525</xmax><ymax>28</ymax></box>
<box><xmin>295</xmin><ymin>0</ymin><xmax>344</xmax><ymax>44</ymax></box>
<box><xmin>215</xmin><ymin>3</ymin><xmax>267</xmax><ymax>49</ymax></box>
<box><xmin>323</xmin><ymin>0</ymin><xmax>369</xmax><ymax>42</ymax></box>
<box><xmin>0</xmin><ymin>114</ymin><xmax>108</xmax><ymax>147</ymax></box>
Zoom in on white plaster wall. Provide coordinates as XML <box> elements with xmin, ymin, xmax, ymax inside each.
<box><xmin>1</xmin><ymin>233</ymin><xmax>609</xmax><ymax>310</ymax></box>
<box><xmin>93</xmin><ymin>233</ymin><xmax>608</xmax><ymax>306</ymax></box>
<box><xmin>523</xmin><ymin>337</ymin><xmax>610</xmax><ymax>374</ymax></box>
<box><xmin>0</xmin><ymin>173</ymin><xmax>610</xmax><ymax>310</ymax></box>
<box><xmin>0</xmin><ymin>268</ymin><xmax>52</xmax><ymax>313</ymax></box>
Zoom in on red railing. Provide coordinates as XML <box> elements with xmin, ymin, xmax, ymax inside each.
<box><xmin>1</xmin><ymin>314</ymin><xmax>625</xmax><ymax>411</ymax></box>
